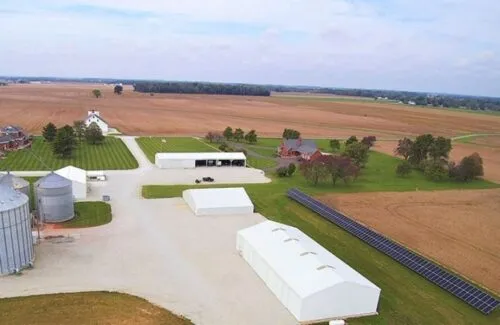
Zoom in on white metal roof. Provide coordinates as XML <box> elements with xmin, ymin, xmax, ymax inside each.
<box><xmin>156</xmin><ymin>152</ymin><xmax>246</xmax><ymax>160</ymax></box>
<box><xmin>238</xmin><ymin>220</ymin><xmax>379</xmax><ymax>298</ymax></box>
<box><xmin>55</xmin><ymin>166</ymin><xmax>87</xmax><ymax>184</ymax></box>
<box><xmin>183</xmin><ymin>187</ymin><xmax>253</xmax><ymax>209</ymax></box>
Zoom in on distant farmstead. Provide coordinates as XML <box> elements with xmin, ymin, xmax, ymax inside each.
<box><xmin>85</xmin><ymin>110</ymin><xmax>109</xmax><ymax>134</ymax></box>
<box><xmin>0</xmin><ymin>125</ymin><xmax>32</xmax><ymax>151</ymax></box>
<box><xmin>279</xmin><ymin>138</ymin><xmax>321</xmax><ymax>161</ymax></box>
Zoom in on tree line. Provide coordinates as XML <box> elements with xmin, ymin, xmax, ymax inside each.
<box><xmin>42</xmin><ymin>121</ymin><xmax>105</xmax><ymax>158</ymax></box>
<box><xmin>394</xmin><ymin>134</ymin><xmax>484</xmax><ymax>182</ymax></box>
<box><xmin>133</xmin><ymin>82</ymin><xmax>271</xmax><ymax>96</ymax></box>
<box><xmin>272</xmin><ymin>87</ymin><xmax>500</xmax><ymax>112</ymax></box>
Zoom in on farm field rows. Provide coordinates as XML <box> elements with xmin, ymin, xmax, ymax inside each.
<box><xmin>0</xmin><ymin>137</ymin><xmax>138</xmax><ymax>171</ymax></box>
<box><xmin>318</xmin><ymin>189</ymin><xmax>500</xmax><ymax>294</ymax></box>
<box><xmin>0</xmin><ymin>292</ymin><xmax>193</xmax><ymax>325</ymax></box>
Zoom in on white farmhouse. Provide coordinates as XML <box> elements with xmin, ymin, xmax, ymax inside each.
<box><xmin>85</xmin><ymin>110</ymin><xmax>109</xmax><ymax>134</ymax></box>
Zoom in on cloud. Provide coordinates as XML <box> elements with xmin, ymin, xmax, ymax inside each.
<box><xmin>0</xmin><ymin>0</ymin><xmax>499</xmax><ymax>96</ymax></box>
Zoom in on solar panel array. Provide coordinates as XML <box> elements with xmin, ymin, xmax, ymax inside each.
<box><xmin>287</xmin><ymin>188</ymin><xmax>499</xmax><ymax>315</ymax></box>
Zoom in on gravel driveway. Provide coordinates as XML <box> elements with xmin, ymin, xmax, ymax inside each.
<box><xmin>1</xmin><ymin>137</ymin><xmax>294</xmax><ymax>325</ymax></box>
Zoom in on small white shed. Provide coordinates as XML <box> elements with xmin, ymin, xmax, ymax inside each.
<box><xmin>55</xmin><ymin>166</ymin><xmax>87</xmax><ymax>200</ymax></box>
<box><xmin>155</xmin><ymin>152</ymin><xmax>246</xmax><ymax>169</ymax></box>
<box><xmin>183</xmin><ymin>187</ymin><xmax>254</xmax><ymax>216</ymax></box>
<box><xmin>237</xmin><ymin>220</ymin><xmax>381</xmax><ymax>323</ymax></box>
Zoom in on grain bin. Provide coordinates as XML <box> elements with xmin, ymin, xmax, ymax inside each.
<box><xmin>0</xmin><ymin>184</ymin><xmax>34</xmax><ymax>275</ymax></box>
<box><xmin>0</xmin><ymin>172</ymin><xmax>30</xmax><ymax>197</ymax></box>
<box><xmin>35</xmin><ymin>173</ymin><xmax>74</xmax><ymax>223</ymax></box>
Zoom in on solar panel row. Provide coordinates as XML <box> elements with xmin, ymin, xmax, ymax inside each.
<box><xmin>287</xmin><ymin>188</ymin><xmax>499</xmax><ymax>315</ymax></box>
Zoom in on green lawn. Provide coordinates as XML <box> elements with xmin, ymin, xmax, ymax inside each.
<box><xmin>136</xmin><ymin>137</ymin><xmax>218</xmax><ymax>163</ymax></box>
<box><xmin>60</xmin><ymin>202</ymin><xmax>112</xmax><ymax>228</ymax></box>
<box><xmin>247</xmin><ymin>156</ymin><xmax>277</xmax><ymax>169</ymax></box>
<box><xmin>143</xmin><ymin>151</ymin><xmax>499</xmax><ymax>325</ymax></box>
<box><xmin>0</xmin><ymin>137</ymin><xmax>138</xmax><ymax>171</ymax></box>
<box><xmin>0</xmin><ymin>292</ymin><xmax>193</xmax><ymax>325</ymax></box>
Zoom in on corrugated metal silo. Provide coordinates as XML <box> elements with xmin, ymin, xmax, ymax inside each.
<box><xmin>0</xmin><ymin>184</ymin><xmax>34</xmax><ymax>275</ymax></box>
<box><xmin>0</xmin><ymin>172</ymin><xmax>30</xmax><ymax>197</ymax></box>
<box><xmin>35</xmin><ymin>173</ymin><xmax>74</xmax><ymax>223</ymax></box>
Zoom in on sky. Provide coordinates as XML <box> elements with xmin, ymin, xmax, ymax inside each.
<box><xmin>0</xmin><ymin>0</ymin><xmax>499</xmax><ymax>96</ymax></box>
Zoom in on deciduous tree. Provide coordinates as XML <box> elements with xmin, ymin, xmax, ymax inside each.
<box><xmin>73</xmin><ymin>120</ymin><xmax>86</xmax><ymax>142</ymax></box>
<box><xmin>423</xmin><ymin>160</ymin><xmax>448</xmax><ymax>181</ymax></box>
<box><xmin>408</xmin><ymin>134</ymin><xmax>434</xmax><ymax>167</ymax></box>
<box><xmin>53</xmin><ymin>125</ymin><xmax>77</xmax><ymax>158</ymax></box>
<box><xmin>114</xmin><ymin>84</ymin><xmax>123</xmax><ymax>95</ymax></box>
<box><xmin>234</xmin><ymin>128</ymin><xmax>245</xmax><ymax>142</ymax></box>
<box><xmin>42</xmin><ymin>122</ymin><xmax>57</xmax><ymax>142</ymax></box>
<box><xmin>345</xmin><ymin>136</ymin><xmax>358</xmax><ymax>147</ymax></box>
<box><xmin>85</xmin><ymin>122</ymin><xmax>105</xmax><ymax>145</ymax></box>
<box><xmin>223</xmin><ymin>127</ymin><xmax>233</xmax><ymax>141</ymax></box>
<box><xmin>92</xmin><ymin>89</ymin><xmax>102</xmax><ymax>98</ymax></box>
<box><xmin>245</xmin><ymin>129</ymin><xmax>258</xmax><ymax>144</ymax></box>
<box><xmin>300</xmin><ymin>159</ymin><xmax>330</xmax><ymax>185</ymax></box>
<box><xmin>361</xmin><ymin>136</ymin><xmax>377</xmax><ymax>148</ymax></box>
<box><xmin>287</xmin><ymin>163</ymin><xmax>296</xmax><ymax>176</ymax></box>
<box><xmin>282</xmin><ymin>128</ymin><xmax>301</xmax><ymax>139</ymax></box>
<box><xmin>329</xmin><ymin>139</ymin><xmax>341</xmax><ymax>152</ymax></box>
<box><xmin>451</xmin><ymin>153</ymin><xmax>484</xmax><ymax>182</ymax></box>
<box><xmin>344</xmin><ymin>142</ymin><xmax>370</xmax><ymax>167</ymax></box>
<box><xmin>428</xmin><ymin>136</ymin><xmax>452</xmax><ymax>162</ymax></box>
<box><xmin>276</xmin><ymin>167</ymin><xmax>289</xmax><ymax>177</ymax></box>
<box><xmin>396</xmin><ymin>161</ymin><xmax>412</xmax><ymax>177</ymax></box>
<box><xmin>394</xmin><ymin>137</ymin><xmax>414</xmax><ymax>160</ymax></box>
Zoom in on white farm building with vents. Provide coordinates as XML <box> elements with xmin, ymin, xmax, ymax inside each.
<box><xmin>183</xmin><ymin>187</ymin><xmax>254</xmax><ymax>216</ymax></box>
<box><xmin>237</xmin><ymin>220</ymin><xmax>381</xmax><ymax>323</ymax></box>
<box><xmin>155</xmin><ymin>152</ymin><xmax>246</xmax><ymax>169</ymax></box>
<box><xmin>55</xmin><ymin>165</ymin><xmax>87</xmax><ymax>200</ymax></box>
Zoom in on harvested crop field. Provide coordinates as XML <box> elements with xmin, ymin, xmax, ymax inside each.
<box><xmin>1</xmin><ymin>83</ymin><xmax>500</xmax><ymax>139</ymax></box>
<box><xmin>318</xmin><ymin>189</ymin><xmax>500</xmax><ymax>294</ymax></box>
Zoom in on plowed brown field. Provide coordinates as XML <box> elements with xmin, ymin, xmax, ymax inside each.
<box><xmin>1</xmin><ymin>83</ymin><xmax>500</xmax><ymax>138</ymax></box>
<box><xmin>318</xmin><ymin>189</ymin><xmax>500</xmax><ymax>294</ymax></box>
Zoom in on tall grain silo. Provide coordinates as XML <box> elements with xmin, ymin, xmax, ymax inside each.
<box><xmin>0</xmin><ymin>184</ymin><xmax>34</xmax><ymax>275</ymax></box>
<box><xmin>35</xmin><ymin>173</ymin><xmax>74</xmax><ymax>223</ymax></box>
<box><xmin>0</xmin><ymin>172</ymin><xmax>30</xmax><ymax>197</ymax></box>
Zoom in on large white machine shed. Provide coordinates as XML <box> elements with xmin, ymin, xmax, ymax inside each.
<box><xmin>55</xmin><ymin>166</ymin><xmax>87</xmax><ymax>200</ymax></box>
<box><xmin>155</xmin><ymin>152</ymin><xmax>246</xmax><ymax>169</ymax></box>
<box><xmin>237</xmin><ymin>220</ymin><xmax>381</xmax><ymax>323</ymax></box>
<box><xmin>183</xmin><ymin>187</ymin><xmax>254</xmax><ymax>216</ymax></box>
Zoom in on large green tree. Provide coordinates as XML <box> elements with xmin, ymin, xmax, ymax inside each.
<box><xmin>244</xmin><ymin>129</ymin><xmax>258</xmax><ymax>144</ymax></box>
<box><xmin>345</xmin><ymin>136</ymin><xmax>358</xmax><ymax>147</ymax></box>
<box><xmin>73</xmin><ymin>120</ymin><xmax>86</xmax><ymax>142</ymax></box>
<box><xmin>282</xmin><ymin>128</ymin><xmax>301</xmax><ymax>139</ymax></box>
<box><xmin>428</xmin><ymin>136</ymin><xmax>452</xmax><ymax>162</ymax></box>
<box><xmin>223</xmin><ymin>127</ymin><xmax>233</xmax><ymax>141</ymax></box>
<box><xmin>52</xmin><ymin>125</ymin><xmax>77</xmax><ymax>158</ymax></box>
<box><xmin>114</xmin><ymin>84</ymin><xmax>123</xmax><ymax>95</ymax></box>
<box><xmin>92</xmin><ymin>89</ymin><xmax>102</xmax><ymax>98</ymax></box>
<box><xmin>329</xmin><ymin>139</ymin><xmax>341</xmax><ymax>152</ymax></box>
<box><xmin>85</xmin><ymin>122</ymin><xmax>105</xmax><ymax>145</ymax></box>
<box><xmin>450</xmin><ymin>153</ymin><xmax>484</xmax><ymax>182</ymax></box>
<box><xmin>42</xmin><ymin>122</ymin><xmax>57</xmax><ymax>142</ymax></box>
<box><xmin>394</xmin><ymin>137</ymin><xmax>414</xmax><ymax>160</ymax></box>
<box><xmin>233</xmin><ymin>128</ymin><xmax>245</xmax><ymax>142</ymax></box>
<box><xmin>408</xmin><ymin>134</ymin><xmax>434</xmax><ymax>167</ymax></box>
<box><xmin>343</xmin><ymin>142</ymin><xmax>370</xmax><ymax>167</ymax></box>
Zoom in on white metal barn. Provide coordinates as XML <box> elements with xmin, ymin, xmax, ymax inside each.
<box><xmin>55</xmin><ymin>166</ymin><xmax>87</xmax><ymax>200</ymax></box>
<box><xmin>155</xmin><ymin>152</ymin><xmax>246</xmax><ymax>169</ymax></box>
<box><xmin>237</xmin><ymin>220</ymin><xmax>381</xmax><ymax>323</ymax></box>
<box><xmin>183</xmin><ymin>187</ymin><xmax>254</xmax><ymax>216</ymax></box>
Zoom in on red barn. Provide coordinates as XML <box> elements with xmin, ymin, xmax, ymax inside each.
<box><xmin>0</xmin><ymin>126</ymin><xmax>31</xmax><ymax>151</ymax></box>
<box><xmin>278</xmin><ymin>138</ymin><xmax>321</xmax><ymax>160</ymax></box>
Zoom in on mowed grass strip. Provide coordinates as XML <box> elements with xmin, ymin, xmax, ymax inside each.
<box><xmin>0</xmin><ymin>291</ymin><xmax>194</xmax><ymax>325</ymax></box>
<box><xmin>136</xmin><ymin>137</ymin><xmax>218</xmax><ymax>163</ymax></box>
<box><xmin>0</xmin><ymin>137</ymin><xmax>138</xmax><ymax>171</ymax></box>
<box><xmin>142</xmin><ymin>151</ymin><xmax>500</xmax><ymax>325</ymax></box>
<box><xmin>60</xmin><ymin>202</ymin><xmax>112</xmax><ymax>228</ymax></box>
